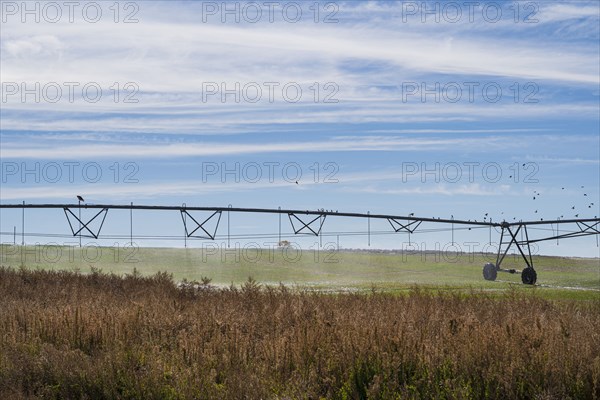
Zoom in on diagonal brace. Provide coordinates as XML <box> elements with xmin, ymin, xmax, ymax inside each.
<box><xmin>63</xmin><ymin>207</ymin><xmax>109</xmax><ymax>239</ymax></box>
<box><xmin>180</xmin><ymin>210</ymin><xmax>222</xmax><ymax>240</ymax></box>
<box><xmin>288</xmin><ymin>213</ymin><xmax>326</xmax><ymax>236</ymax></box>
<box><xmin>513</xmin><ymin>221</ymin><xmax>600</xmax><ymax>245</ymax></box>
<box><xmin>387</xmin><ymin>218</ymin><xmax>422</xmax><ymax>233</ymax></box>
<box><xmin>576</xmin><ymin>221</ymin><xmax>600</xmax><ymax>235</ymax></box>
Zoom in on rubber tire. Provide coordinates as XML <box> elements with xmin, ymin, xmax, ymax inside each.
<box><xmin>483</xmin><ymin>263</ymin><xmax>497</xmax><ymax>281</ymax></box>
<box><xmin>521</xmin><ymin>267</ymin><xmax>537</xmax><ymax>285</ymax></box>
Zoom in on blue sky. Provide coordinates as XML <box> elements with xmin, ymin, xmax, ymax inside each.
<box><xmin>0</xmin><ymin>0</ymin><xmax>599</xmax><ymax>257</ymax></box>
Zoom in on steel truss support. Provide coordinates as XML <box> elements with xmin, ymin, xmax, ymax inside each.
<box><xmin>492</xmin><ymin>222</ymin><xmax>537</xmax><ymax>284</ymax></box>
<box><xmin>496</xmin><ymin>223</ymin><xmax>533</xmax><ymax>270</ymax></box>
<box><xmin>180</xmin><ymin>209</ymin><xmax>222</xmax><ymax>240</ymax></box>
<box><xmin>63</xmin><ymin>207</ymin><xmax>109</xmax><ymax>239</ymax></box>
<box><xmin>529</xmin><ymin>221</ymin><xmax>600</xmax><ymax>244</ymax></box>
<box><xmin>288</xmin><ymin>213</ymin><xmax>326</xmax><ymax>236</ymax></box>
<box><xmin>387</xmin><ymin>218</ymin><xmax>422</xmax><ymax>233</ymax></box>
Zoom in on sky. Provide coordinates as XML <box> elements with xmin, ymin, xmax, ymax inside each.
<box><xmin>0</xmin><ymin>0</ymin><xmax>599</xmax><ymax>258</ymax></box>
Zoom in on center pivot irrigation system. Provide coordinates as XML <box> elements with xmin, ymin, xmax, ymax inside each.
<box><xmin>1</xmin><ymin>203</ymin><xmax>599</xmax><ymax>285</ymax></box>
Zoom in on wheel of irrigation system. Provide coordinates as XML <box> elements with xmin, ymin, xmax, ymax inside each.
<box><xmin>521</xmin><ymin>267</ymin><xmax>537</xmax><ymax>285</ymax></box>
<box><xmin>482</xmin><ymin>263</ymin><xmax>497</xmax><ymax>281</ymax></box>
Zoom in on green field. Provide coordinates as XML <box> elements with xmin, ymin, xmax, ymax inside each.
<box><xmin>2</xmin><ymin>244</ymin><xmax>598</xmax><ymax>299</ymax></box>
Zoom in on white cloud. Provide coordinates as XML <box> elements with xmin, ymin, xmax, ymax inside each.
<box><xmin>1</xmin><ymin>102</ymin><xmax>597</xmax><ymax>135</ymax></box>
<box><xmin>524</xmin><ymin>156</ymin><xmax>600</xmax><ymax>165</ymax></box>
<box><xmin>346</xmin><ymin>183</ymin><xmax>514</xmax><ymax>197</ymax></box>
<box><xmin>0</xmin><ymin>135</ymin><xmax>521</xmax><ymax>159</ymax></box>
<box><xmin>2</xmin><ymin>3</ymin><xmax>598</xmax><ymax>88</ymax></box>
<box><xmin>540</xmin><ymin>3</ymin><xmax>600</xmax><ymax>22</ymax></box>
<box><xmin>0</xmin><ymin>170</ymin><xmax>516</xmax><ymax>201</ymax></box>
<box><xmin>0</xmin><ymin>180</ymin><xmax>294</xmax><ymax>200</ymax></box>
<box><xmin>1</xmin><ymin>1</ymin><xmax>598</xmax><ymax>134</ymax></box>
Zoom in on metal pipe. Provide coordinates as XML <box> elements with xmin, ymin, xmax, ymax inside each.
<box><xmin>1</xmin><ymin>203</ymin><xmax>598</xmax><ymax>228</ymax></box>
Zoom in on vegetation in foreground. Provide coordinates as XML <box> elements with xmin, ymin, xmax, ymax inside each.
<box><xmin>0</xmin><ymin>267</ymin><xmax>599</xmax><ymax>399</ymax></box>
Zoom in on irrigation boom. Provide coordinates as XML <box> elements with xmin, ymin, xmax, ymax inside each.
<box><xmin>1</xmin><ymin>202</ymin><xmax>599</xmax><ymax>285</ymax></box>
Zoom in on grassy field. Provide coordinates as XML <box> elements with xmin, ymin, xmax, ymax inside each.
<box><xmin>0</xmin><ymin>266</ymin><xmax>599</xmax><ymax>399</ymax></box>
<box><xmin>1</xmin><ymin>246</ymin><xmax>599</xmax><ymax>398</ymax></box>
<box><xmin>1</xmin><ymin>244</ymin><xmax>598</xmax><ymax>299</ymax></box>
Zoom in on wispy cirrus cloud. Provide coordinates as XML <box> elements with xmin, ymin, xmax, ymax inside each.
<box><xmin>1</xmin><ymin>1</ymin><xmax>598</xmax><ymax>145</ymax></box>
<box><xmin>0</xmin><ymin>172</ymin><xmax>518</xmax><ymax>201</ymax></box>
<box><xmin>0</xmin><ymin>134</ymin><xmax>530</xmax><ymax>159</ymax></box>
